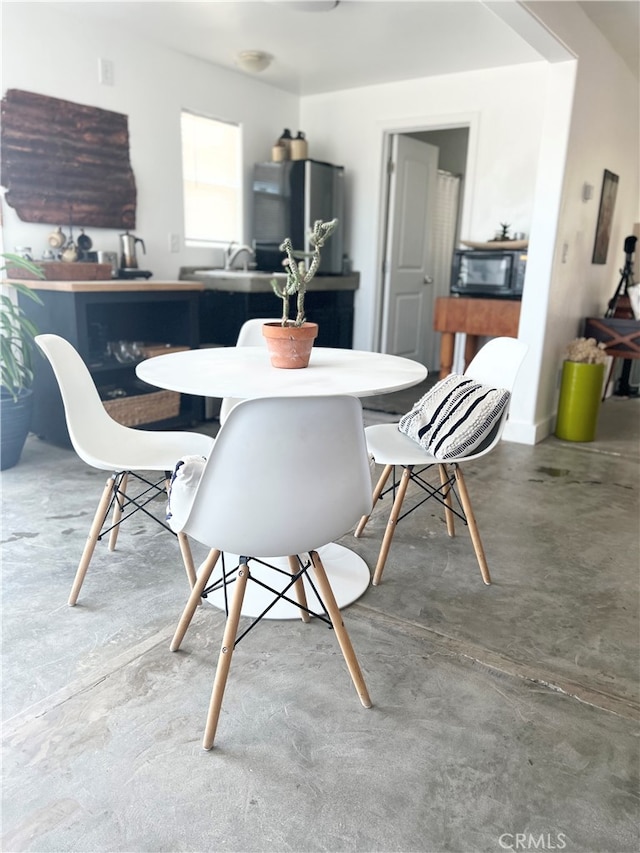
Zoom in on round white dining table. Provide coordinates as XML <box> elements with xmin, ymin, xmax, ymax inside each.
<box><xmin>136</xmin><ymin>346</ymin><xmax>427</xmax><ymax>400</ymax></box>
<box><xmin>137</xmin><ymin>346</ymin><xmax>427</xmax><ymax>619</ymax></box>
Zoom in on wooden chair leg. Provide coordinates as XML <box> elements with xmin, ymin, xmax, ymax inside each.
<box><xmin>372</xmin><ymin>465</ymin><xmax>412</xmax><ymax>586</ymax></box>
<box><xmin>108</xmin><ymin>472</ymin><xmax>128</xmax><ymax>551</ymax></box>
<box><xmin>170</xmin><ymin>549</ymin><xmax>221</xmax><ymax>652</ymax></box>
<box><xmin>177</xmin><ymin>532</ymin><xmax>198</xmax><ymax>589</ymax></box>
<box><xmin>354</xmin><ymin>464</ymin><xmax>393</xmax><ymax>538</ymax></box>
<box><xmin>202</xmin><ymin>558</ymin><xmax>250</xmax><ymax>750</ymax></box>
<box><xmin>438</xmin><ymin>464</ymin><xmax>456</xmax><ymax>537</ymax></box>
<box><xmin>68</xmin><ymin>474</ymin><xmax>116</xmax><ymax>606</ymax></box>
<box><xmin>309</xmin><ymin>551</ymin><xmax>372</xmax><ymax>709</ymax></box>
<box><xmin>164</xmin><ymin>475</ymin><xmax>199</xmax><ymax>598</ymax></box>
<box><xmin>288</xmin><ymin>555</ymin><xmax>310</xmax><ymax>623</ymax></box>
<box><xmin>453</xmin><ymin>465</ymin><xmax>491</xmax><ymax>585</ymax></box>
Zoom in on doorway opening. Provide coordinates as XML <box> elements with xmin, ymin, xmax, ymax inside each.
<box><xmin>377</xmin><ymin>126</ymin><xmax>469</xmax><ymax>372</ymax></box>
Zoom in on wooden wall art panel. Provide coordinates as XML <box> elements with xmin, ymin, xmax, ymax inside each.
<box><xmin>1</xmin><ymin>89</ymin><xmax>136</xmax><ymax>229</ymax></box>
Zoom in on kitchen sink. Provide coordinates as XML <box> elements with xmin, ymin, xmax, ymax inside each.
<box><xmin>191</xmin><ymin>269</ymin><xmax>285</xmax><ymax>293</ymax></box>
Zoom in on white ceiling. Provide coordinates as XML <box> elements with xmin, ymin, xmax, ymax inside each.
<box><xmin>21</xmin><ymin>1</ymin><xmax>640</xmax><ymax>94</ymax></box>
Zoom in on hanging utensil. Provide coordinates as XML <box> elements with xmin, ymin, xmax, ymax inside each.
<box><xmin>77</xmin><ymin>229</ymin><xmax>92</xmax><ymax>253</ymax></box>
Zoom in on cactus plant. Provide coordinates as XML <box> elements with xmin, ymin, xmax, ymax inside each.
<box><xmin>270</xmin><ymin>218</ymin><xmax>338</xmax><ymax>326</ymax></box>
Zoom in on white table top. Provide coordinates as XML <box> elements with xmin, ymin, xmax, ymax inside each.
<box><xmin>136</xmin><ymin>346</ymin><xmax>427</xmax><ymax>399</ymax></box>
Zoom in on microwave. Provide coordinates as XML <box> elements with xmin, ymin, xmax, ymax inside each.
<box><xmin>451</xmin><ymin>249</ymin><xmax>527</xmax><ymax>299</ymax></box>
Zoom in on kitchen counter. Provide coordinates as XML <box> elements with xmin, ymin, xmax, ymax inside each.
<box><xmin>179</xmin><ymin>267</ymin><xmax>359</xmax><ymax>293</ymax></box>
<box><xmin>10</xmin><ymin>280</ymin><xmax>204</xmax><ymax>293</ymax></box>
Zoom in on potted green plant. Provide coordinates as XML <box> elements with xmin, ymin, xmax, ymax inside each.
<box><xmin>262</xmin><ymin>218</ymin><xmax>338</xmax><ymax>368</ymax></box>
<box><xmin>555</xmin><ymin>336</ymin><xmax>609</xmax><ymax>442</ymax></box>
<box><xmin>1</xmin><ymin>253</ymin><xmax>45</xmax><ymax>469</ymax></box>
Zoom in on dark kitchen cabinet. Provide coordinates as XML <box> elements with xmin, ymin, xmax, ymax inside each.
<box><xmin>199</xmin><ymin>288</ymin><xmax>355</xmax><ymax>348</ymax></box>
<box><xmin>17</xmin><ymin>281</ymin><xmax>204</xmax><ymax>447</ymax></box>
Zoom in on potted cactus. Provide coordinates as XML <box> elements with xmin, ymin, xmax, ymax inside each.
<box><xmin>1</xmin><ymin>253</ymin><xmax>44</xmax><ymax>469</ymax></box>
<box><xmin>263</xmin><ymin>218</ymin><xmax>338</xmax><ymax>368</ymax></box>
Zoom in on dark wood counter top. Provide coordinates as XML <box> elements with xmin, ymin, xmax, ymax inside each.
<box><xmin>8</xmin><ymin>280</ymin><xmax>204</xmax><ymax>293</ymax></box>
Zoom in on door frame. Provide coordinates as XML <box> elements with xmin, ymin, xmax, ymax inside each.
<box><xmin>373</xmin><ymin>112</ymin><xmax>480</xmax><ymax>352</ymax></box>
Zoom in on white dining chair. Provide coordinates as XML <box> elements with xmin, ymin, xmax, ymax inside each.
<box><xmin>167</xmin><ymin>394</ymin><xmax>374</xmax><ymax>750</ymax></box>
<box><xmin>355</xmin><ymin>337</ymin><xmax>528</xmax><ymax>586</ymax></box>
<box><xmin>35</xmin><ymin>334</ymin><xmax>214</xmax><ymax>606</ymax></box>
<box><xmin>218</xmin><ymin>317</ymin><xmax>279</xmax><ymax>425</ymax></box>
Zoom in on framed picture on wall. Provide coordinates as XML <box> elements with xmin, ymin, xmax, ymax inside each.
<box><xmin>592</xmin><ymin>169</ymin><xmax>619</xmax><ymax>264</ymax></box>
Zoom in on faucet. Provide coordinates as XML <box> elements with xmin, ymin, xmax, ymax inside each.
<box><xmin>224</xmin><ymin>243</ymin><xmax>255</xmax><ymax>271</ymax></box>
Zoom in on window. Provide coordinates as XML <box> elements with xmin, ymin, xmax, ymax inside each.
<box><xmin>181</xmin><ymin>110</ymin><xmax>241</xmax><ymax>246</ymax></box>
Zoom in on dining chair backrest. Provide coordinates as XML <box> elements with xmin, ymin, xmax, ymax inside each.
<box><xmin>35</xmin><ymin>334</ymin><xmax>129</xmax><ymax>468</ymax></box>
<box><xmin>235</xmin><ymin>317</ymin><xmax>279</xmax><ymax>347</ymax></box>
<box><xmin>218</xmin><ymin>318</ymin><xmax>280</xmax><ymax>425</ymax></box>
<box><xmin>459</xmin><ymin>336</ymin><xmax>528</xmax><ymax>458</ymax></box>
<box><xmin>464</xmin><ymin>336</ymin><xmax>528</xmax><ymax>391</ymax></box>
<box><xmin>177</xmin><ymin>394</ymin><xmax>373</xmax><ymax>558</ymax></box>
<box><xmin>36</xmin><ymin>334</ymin><xmax>214</xmax><ymax>474</ymax></box>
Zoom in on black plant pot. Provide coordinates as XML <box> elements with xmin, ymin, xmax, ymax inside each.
<box><xmin>0</xmin><ymin>388</ymin><xmax>34</xmax><ymax>470</ymax></box>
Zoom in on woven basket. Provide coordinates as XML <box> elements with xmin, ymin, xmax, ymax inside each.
<box><xmin>103</xmin><ymin>389</ymin><xmax>180</xmax><ymax>427</ymax></box>
<box><xmin>139</xmin><ymin>344</ymin><xmax>189</xmax><ymax>358</ymax></box>
<box><xmin>6</xmin><ymin>261</ymin><xmax>113</xmax><ymax>281</ymax></box>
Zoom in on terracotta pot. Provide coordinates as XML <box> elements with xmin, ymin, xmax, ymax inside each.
<box><xmin>262</xmin><ymin>322</ymin><xmax>318</xmax><ymax>369</ymax></box>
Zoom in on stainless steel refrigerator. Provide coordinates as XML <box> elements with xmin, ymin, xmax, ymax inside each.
<box><xmin>252</xmin><ymin>159</ymin><xmax>344</xmax><ymax>274</ymax></box>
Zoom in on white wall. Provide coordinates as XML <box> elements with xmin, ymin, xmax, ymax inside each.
<box><xmin>525</xmin><ymin>1</ymin><xmax>640</xmax><ymax>439</ymax></box>
<box><xmin>299</xmin><ymin>63</ymin><xmax>550</xmax><ymax>351</ymax></box>
<box><xmin>1</xmin><ymin>2</ymin><xmax>298</xmax><ymax>276</ymax></box>
<box><xmin>507</xmin><ymin>59</ymin><xmax>576</xmax><ymax>443</ymax></box>
<box><xmin>410</xmin><ymin>128</ymin><xmax>469</xmax><ymax>176</ymax></box>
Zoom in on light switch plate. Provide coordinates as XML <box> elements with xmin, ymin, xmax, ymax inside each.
<box><xmin>99</xmin><ymin>58</ymin><xmax>115</xmax><ymax>86</ymax></box>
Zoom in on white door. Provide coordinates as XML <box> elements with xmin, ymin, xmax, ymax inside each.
<box><xmin>380</xmin><ymin>135</ymin><xmax>438</xmax><ymax>366</ymax></box>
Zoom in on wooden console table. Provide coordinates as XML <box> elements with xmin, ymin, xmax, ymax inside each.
<box><xmin>434</xmin><ymin>297</ymin><xmax>521</xmax><ymax>378</ymax></box>
<box><xmin>583</xmin><ymin>316</ymin><xmax>640</xmax><ymax>359</ymax></box>
<box><xmin>584</xmin><ymin>316</ymin><xmax>640</xmax><ymax>397</ymax></box>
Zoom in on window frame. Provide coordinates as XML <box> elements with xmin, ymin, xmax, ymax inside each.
<box><xmin>180</xmin><ymin>109</ymin><xmax>243</xmax><ymax>248</ymax></box>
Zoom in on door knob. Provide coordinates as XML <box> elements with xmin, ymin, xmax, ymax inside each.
<box><xmin>423</xmin><ymin>275</ymin><xmax>434</xmax><ymax>284</ymax></box>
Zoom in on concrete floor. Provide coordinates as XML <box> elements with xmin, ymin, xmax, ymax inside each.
<box><xmin>1</xmin><ymin>396</ymin><xmax>638</xmax><ymax>852</ymax></box>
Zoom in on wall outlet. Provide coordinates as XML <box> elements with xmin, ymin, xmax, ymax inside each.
<box><xmin>169</xmin><ymin>233</ymin><xmax>180</xmax><ymax>253</ymax></box>
<box><xmin>98</xmin><ymin>58</ymin><xmax>115</xmax><ymax>86</ymax></box>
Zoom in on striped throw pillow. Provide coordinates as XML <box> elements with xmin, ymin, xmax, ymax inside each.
<box><xmin>398</xmin><ymin>374</ymin><xmax>510</xmax><ymax>460</ymax></box>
